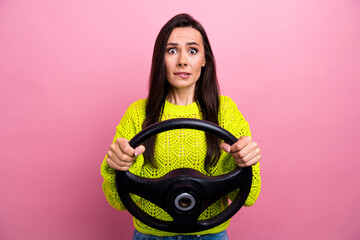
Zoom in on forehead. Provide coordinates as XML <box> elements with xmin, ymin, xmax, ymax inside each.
<box><xmin>167</xmin><ymin>27</ymin><xmax>203</xmax><ymax>44</ymax></box>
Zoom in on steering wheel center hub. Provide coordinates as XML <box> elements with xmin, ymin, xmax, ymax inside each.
<box><xmin>174</xmin><ymin>193</ymin><xmax>196</xmax><ymax>211</ymax></box>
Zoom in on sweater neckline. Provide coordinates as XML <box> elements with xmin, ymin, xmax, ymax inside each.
<box><xmin>163</xmin><ymin>99</ymin><xmax>200</xmax><ymax>115</ymax></box>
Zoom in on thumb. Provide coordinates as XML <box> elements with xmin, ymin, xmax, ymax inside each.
<box><xmin>134</xmin><ymin>145</ymin><xmax>146</xmax><ymax>157</ymax></box>
<box><xmin>220</xmin><ymin>142</ymin><xmax>231</xmax><ymax>153</ymax></box>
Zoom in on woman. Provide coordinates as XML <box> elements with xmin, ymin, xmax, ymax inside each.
<box><xmin>101</xmin><ymin>13</ymin><xmax>261</xmax><ymax>239</ymax></box>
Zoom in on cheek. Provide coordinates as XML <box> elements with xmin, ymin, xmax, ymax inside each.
<box><xmin>191</xmin><ymin>66</ymin><xmax>202</xmax><ymax>82</ymax></box>
<box><xmin>192</xmin><ymin>70</ymin><xmax>202</xmax><ymax>82</ymax></box>
<box><xmin>165</xmin><ymin>58</ymin><xmax>172</xmax><ymax>78</ymax></box>
<box><xmin>192</xmin><ymin>59</ymin><xmax>204</xmax><ymax>74</ymax></box>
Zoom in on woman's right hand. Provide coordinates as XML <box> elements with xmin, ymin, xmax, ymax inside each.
<box><xmin>106</xmin><ymin>138</ymin><xmax>145</xmax><ymax>171</ymax></box>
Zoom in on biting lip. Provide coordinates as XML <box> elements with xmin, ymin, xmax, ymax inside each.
<box><xmin>174</xmin><ymin>72</ymin><xmax>191</xmax><ymax>75</ymax></box>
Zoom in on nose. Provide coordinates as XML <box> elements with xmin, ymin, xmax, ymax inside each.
<box><xmin>177</xmin><ymin>51</ymin><xmax>188</xmax><ymax>67</ymax></box>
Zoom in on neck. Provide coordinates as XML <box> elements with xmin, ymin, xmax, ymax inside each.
<box><xmin>166</xmin><ymin>87</ymin><xmax>195</xmax><ymax>105</ymax></box>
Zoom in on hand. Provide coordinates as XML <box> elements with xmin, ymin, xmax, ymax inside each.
<box><xmin>106</xmin><ymin>138</ymin><xmax>145</xmax><ymax>171</ymax></box>
<box><xmin>220</xmin><ymin>136</ymin><xmax>261</xmax><ymax>167</ymax></box>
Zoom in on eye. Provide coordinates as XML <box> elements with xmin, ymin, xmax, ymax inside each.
<box><xmin>168</xmin><ymin>48</ymin><xmax>177</xmax><ymax>54</ymax></box>
<box><xmin>188</xmin><ymin>48</ymin><xmax>198</xmax><ymax>54</ymax></box>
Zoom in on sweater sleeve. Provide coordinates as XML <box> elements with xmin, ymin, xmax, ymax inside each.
<box><xmin>100</xmin><ymin>100</ymin><xmax>145</xmax><ymax>211</ymax></box>
<box><xmin>219</xmin><ymin>96</ymin><xmax>261</xmax><ymax>207</ymax></box>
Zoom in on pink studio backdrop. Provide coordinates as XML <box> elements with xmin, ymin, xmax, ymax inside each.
<box><xmin>1</xmin><ymin>0</ymin><xmax>359</xmax><ymax>239</ymax></box>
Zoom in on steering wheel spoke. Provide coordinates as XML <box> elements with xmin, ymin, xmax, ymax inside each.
<box><xmin>116</xmin><ymin>171</ymin><xmax>170</xmax><ymax>209</ymax></box>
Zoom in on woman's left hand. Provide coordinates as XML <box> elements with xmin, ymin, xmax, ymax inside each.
<box><xmin>220</xmin><ymin>136</ymin><xmax>261</xmax><ymax>167</ymax></box>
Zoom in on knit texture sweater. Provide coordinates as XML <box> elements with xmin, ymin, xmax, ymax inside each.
<box><xmin>100</xmin><ymin>95</ymin><xmax>261</xmax><ymax>236</ymax></box>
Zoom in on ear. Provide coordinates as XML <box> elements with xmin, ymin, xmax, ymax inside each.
<box><xmin>202</xmin><ymin>58</ymin><xmax>206</xmax><ymax>67</ymax></box>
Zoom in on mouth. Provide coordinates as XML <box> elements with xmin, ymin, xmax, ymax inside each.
<box><xmin>174</xmin><ymin>72</ymin><xmax>191</xmax><ymax>79</ymax></box>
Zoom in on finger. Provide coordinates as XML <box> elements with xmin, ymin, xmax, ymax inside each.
<box><xmin>220</xmin><ymin>142</ymin><xmax>231</xmax><ymax>153</ymax></box>
<box><xmin>116</xmin><ymin>166</ymin><xmax>131</xmax><ymax>171</ymax></box>
<box><xmin>230</xmin><ymin>136</ymin><xmax>252</xmax><ymax>153</ymax></box>
<box><xmin>107</xmin><ymin>149</ymin><xmax>133</xmax><ymax>167</ymax></box>
<box><xmin>106</xmin><ymin>156</ymin><xmax>132</xmax><ymax>171</ymax></box>
<box><xmin>241</xmin><ymin>146</ymin><xmax>261</xmax><ymax>163</ymax></box>
<box><xmin>116</xmin><ymin>138</ymin><xmax>135</xmax><ymax>157</ymax></box>
<box><xmin>106</xmin><ymin>149</ymin><xmax>118</xmax><ymax>163</ymax></box>
<box><xmin>106</xmin><ymin>152</ymin><xmax>120</xmax><ymax>169</ymax></box>
<box><xmin>114</xmin><ymin>151</ymin><xmax>135</xmax><ymax>163</ymax></box>
<box><xmin>236</xmin><ymin>154</ymin><xmax>261</xmax><ymax>167</ymax></box>
<box><xmin>236</xmin><ymin>141</ymin><xmax>259</xmax><ymax>160</ymax></box>
<box><xmin>109</xmin><ymin>142</ymin><xmax>134</xmax><ymax>163</ymax></box>
<box><xmin>134</xmin><ymin>145</ymin><xmax>146</xmax><ymax>157</ymax></box>
<box><xmin>106</xmin><ymin>149</ymin><xmax>124</xmax><ymax>167</ymax></box>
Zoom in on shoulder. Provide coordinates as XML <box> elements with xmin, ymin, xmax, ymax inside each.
<box><xmin>218</xmin><ymin>95</ymin><xmax>238</xmax><ymax>126</ymax></box>
<box><xmin>123</xmin><ymin>99</ymin><xmax>147</xmax><ymax>117</ymax></box>
<box><xmin>116</xmin><ymin>99</ymin><xmax>147</xmax><ymax>136</ymax></box>
<box><xmin>218</xmin><ymin>95</ymin><xmax>251</xmax><ymax>137</ymax></box>
<box><xmin>219</xmin><ymin>95</ymin><xmax>239</xmax><ymax>112</ymax></box>
<box><xmin>119</xmin><ymin>99</ymin><xmax>147</xmax><ymax>124</ymax></box>
<box><xmin>127</xmin><ymin>98</ymin><xmax>147</xmax><ymax>111</ymax></box>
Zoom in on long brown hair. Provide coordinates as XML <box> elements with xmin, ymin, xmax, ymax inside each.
<box><xmin>143</xmin><ymin>14</ymin><xmax>221</xmax><ymax>172</ymax></box>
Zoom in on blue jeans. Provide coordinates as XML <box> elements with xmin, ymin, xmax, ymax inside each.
<box><xmin>132</xmin><ymin>229</ymin><xmax>228</xmax><ymax>240</ymax></box>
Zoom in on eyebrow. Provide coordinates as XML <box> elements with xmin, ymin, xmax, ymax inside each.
<box><xmin>166</xmin><ymin>42</ymin><xmax>200</xmax><ymax>47</ymax></box>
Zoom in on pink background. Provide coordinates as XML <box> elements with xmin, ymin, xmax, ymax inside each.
<box><xmin>1</xmin><ymin>0</ymin><xmax>359</xmax><ymax>239</ymax></box>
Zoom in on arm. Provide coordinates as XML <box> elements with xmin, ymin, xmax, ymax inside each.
<box><xmin>100</xmin><ymin>131</ymin><xmax>127</xmax><ymax>210</ymax></box>
<box><xmin>218</xmin><ymin>96</ymin><xmax>261</xmax><ymax>206</ymax></box>
<box><xmin>100</xmin><ymin>100</ymin><xmax>146</xmax><ymax>210</ymax></box>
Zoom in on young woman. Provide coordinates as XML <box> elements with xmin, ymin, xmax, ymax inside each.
<box><xmin>101</xmin><ymin>14</ymin><xmax>261</xmax><ymax>240</ymax></box>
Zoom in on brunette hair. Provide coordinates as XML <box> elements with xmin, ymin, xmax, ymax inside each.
<box><xmin>143</xmin><ymin>13</ymin><xmax>221</xmax><ymax>172</ymax></box>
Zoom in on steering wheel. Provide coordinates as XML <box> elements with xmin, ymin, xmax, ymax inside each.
<box><xmin>115</xmin><ymin>118</ymin><xmax>252</xmax><ymax>233</ymax></box>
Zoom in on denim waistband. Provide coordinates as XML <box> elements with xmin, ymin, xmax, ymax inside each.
<box><xmin>132</xmin><ymin>229</ymin><xmax>228</xmax><ymax>240</ymax></box>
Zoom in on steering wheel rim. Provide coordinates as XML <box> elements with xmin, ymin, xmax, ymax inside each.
<box><xmin>115</xmin><ymin>118</ymin><xmax>252</xmax><ymax>233</ymax></box>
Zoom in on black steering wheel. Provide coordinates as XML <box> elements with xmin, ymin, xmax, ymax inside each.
<box><xmin>115</xmin><ymin>118</ymin><xmax>252</xmax><ymax>233</ymax></box>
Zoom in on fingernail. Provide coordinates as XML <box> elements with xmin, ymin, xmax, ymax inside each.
<box><xmin>134</xmin><ymin>149</ymin><xmax>141</xmax><ymax>157</ymax></box>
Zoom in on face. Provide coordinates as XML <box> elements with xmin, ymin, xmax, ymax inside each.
<box><xmin>165</xmin><ymin>27</ymin><xmax>206</xmax><ymax>92</ymax></box>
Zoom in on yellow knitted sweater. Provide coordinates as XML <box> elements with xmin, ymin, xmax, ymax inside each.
<box><xmin>100</xmin><ymin>95</ymin><xmax>261</xmax><ymax>236</ymax></box>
